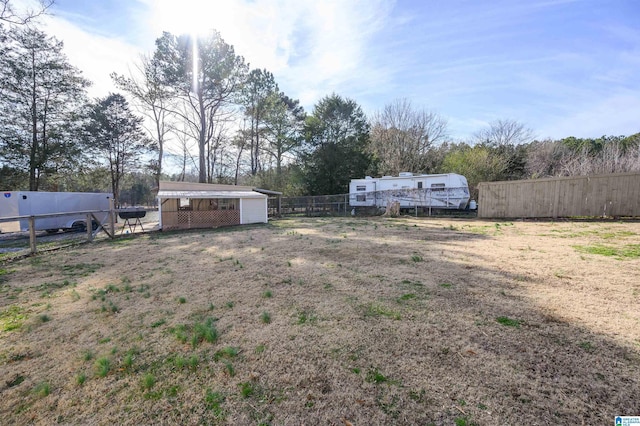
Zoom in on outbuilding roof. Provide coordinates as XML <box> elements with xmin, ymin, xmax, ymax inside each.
<box><xmin>157</xmin><ymin>190</ymin><xmax>267</xmax><ymax>199</ymax></box>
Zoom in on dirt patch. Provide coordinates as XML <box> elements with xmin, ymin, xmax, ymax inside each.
<box><xmin>0</xmin><ymin>217</ymin><xmax>638</xmax><ymax>425</ymax></box>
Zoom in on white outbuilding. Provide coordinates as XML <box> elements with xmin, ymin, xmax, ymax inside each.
<box><xmin>157</xmin><ymin>181</ymin><xmax>268</xmax><ymax>231</ymax></box>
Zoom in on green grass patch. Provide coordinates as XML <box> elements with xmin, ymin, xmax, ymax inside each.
<box><xmin>363</xmin><ymin>303</ymin><xmax>401</xmax><ymax>320</ymax></box>
<box><xmin>496</xmin><ymin>316</ymin><xmax>521</xmax><ymax>328</ymax></box>
<box><xmin>170</xmin><ymin>318</ymin><xmax>219</xmax><ymax>347</ymax></box>
<box><xmin>573</xmin><ymin>244</ymin><xmax>640</xmax><ymax>259</ymax></box>
<box><xmin>150</xmin><ymin>319</ymin><xmax>166</xmax><ymax>328</ymax></box>
<box><xmin>61</xmin><ymin>263</ymin><xmax>103</xmax><ymax>277</ymax></box>
<box><xmin>365</xmin><ymin>367</ymin><xmax>388</xmax><ymax>384</ymax></box>
<box><xmin>261</xmin><ymin>311</ymin><xmax>272</xmax><ymax>324</ymax></box>
<box><xmin>0</xmin><ymin>305</ymin><xmax>26</xmax><ymax>332</ymax></box>
<box><xmin>396</xmin><ymin>293</ymin><xmax>416</xmax><ymax>303</ymax></box>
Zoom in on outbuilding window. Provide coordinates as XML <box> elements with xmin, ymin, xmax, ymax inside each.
<box><xmin>179</xmin><ymin>198</ymin><xmax>192</xmax><ymax>210</ymax></box>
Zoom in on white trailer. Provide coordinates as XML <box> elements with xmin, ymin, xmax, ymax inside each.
<box><xmin>349</xmin><ymin>172</ymin><xmax>471</xmax><ymax>210</ymax></box>
<box><xmin>0</xmin><ymin>191</ymin><xmax>113</xmax><ymax>233</ymax></box>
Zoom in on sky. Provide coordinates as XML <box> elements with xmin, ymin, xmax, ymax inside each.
<box><xmin>12</xmin><ymin>0</ymin><xmax>640</xmax><ymax>141</ymax></box>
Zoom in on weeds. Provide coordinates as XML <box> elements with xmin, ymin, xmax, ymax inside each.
<box><xmin>396</xmin><ymin>293</ymin><xmax>416</xmax><ymax>302</ymax></box>
<box><xmin>33</xmin><ymin>381</ymin><xmax>50</xmax><ymax>397</ymax></box>
<box><xmin>122</xmin><ymin>353</ymin><xmax>134</xmax><ymax>370</ymax></box>
<box><xmin>188</xmin><ymin>354</ymin><xmax>199</xmax><ymax>370</ymax></box>
<box><xmin>205</xmin><ymin>389</ymin><xmax>226</xmax><ymax>418</ymax></box>
<box><xmin>191</xmin><ymin>318</ymin><xmax>218</xmax><ymax>347</ymax></box>
<box><xmin>578</xmin><ymin>341</ymin><xmax>594</xmax><ymax>351</ymax></box>
<box><xmin>141</xmin><ymin>373</ymin><xmax>155</xmax><ymax>391</ymax></box>
<box><xmin>239</xmin><ymin>382</ymin><xmax>254</xmax><ymax>398</ymax></box>
<box><xmin>261</xmin><ymin>311</ymin><xmax>272</xmax><ymax>324</ymax></box>
<box><xmin>214</xmin><ymin>346</ymin><xmax>239</xmax><ymax>361</ymax></box>
<box><xmin>150</xmin><ymin>319</ymin><xmax>166</xmax><ymax>328</ymax></box>
<box><xmin>76</xmin><ymin>373</ymin><xmax>86</xmax><ymax>386</ymax></box>
<box><xmin>95</xmin><ymin>357</ymin><xmax>111</xmax><ymax>377</ymax></box>
<box><xmin>296</xmin><ymin>308</ymin><xmax>317</xmax><ymax>325</ymax></box>
<box><xmin>262</xmin><ymin>290</ymin><xmax>272</xmax><ymax>298</ymax></box>
<box><xmin>365</xmin><ymin>367</ymin><xmax>388</xmax><ymax>384</ymax></box>
<box><xmin>223</xmin><ymin>361</ymin><xmax>235</xmax><ymax>377</ymax></box>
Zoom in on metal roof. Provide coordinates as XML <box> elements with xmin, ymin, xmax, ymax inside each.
<box><xmin>253</xmin><ymin>188</ymin><xmax>283</xmax><ymax>196</ymax></box>
<box><xmin>157</xmin><ymin>190</ymin><xmax>267</xmax><ymax>199</ymax></box>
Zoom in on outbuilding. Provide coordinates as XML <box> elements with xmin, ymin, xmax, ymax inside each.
<box><xmin>157</xmin><ymin>181</ymin><xmax>268</xmax><ymax>231</ymax></box>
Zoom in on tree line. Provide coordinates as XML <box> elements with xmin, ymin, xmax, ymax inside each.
<box><xmin>1</xmin><ymin>20</ymin><xmax>639</xmax><ymax>205</ymax></box>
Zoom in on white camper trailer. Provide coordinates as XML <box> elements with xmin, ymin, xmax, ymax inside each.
<box><xmin>0</xmin><ymin>191</ymin><xmax>113</xmax><ymax>233</ymax></box>
<box><xmin>349</xmin><ymin>173</ymin><xmax>470</xmax><ymax>210</ymax></box>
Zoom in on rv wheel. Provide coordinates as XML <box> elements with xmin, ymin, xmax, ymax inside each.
<box><xmin>71</xmin><ymin>222</ymin><xmax>86</xmax><ymax>232</ymax></box>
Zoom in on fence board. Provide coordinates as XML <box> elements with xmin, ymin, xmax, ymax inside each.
<box><xmin>478</xmin><ymin>172</ymin><xmax>640</xmax><ymax>218</ymax></box>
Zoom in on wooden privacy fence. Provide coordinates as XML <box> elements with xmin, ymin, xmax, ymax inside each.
<box><xmin>478</xmin><ymin>172</ymin><xmax>640</xmax><ymax>218</ymax></box>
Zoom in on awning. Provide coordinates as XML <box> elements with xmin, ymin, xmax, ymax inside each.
<box><xmin>157</xmin><ymin>190</ymin><xmax>267</xmax><ymax>199</ymax></box>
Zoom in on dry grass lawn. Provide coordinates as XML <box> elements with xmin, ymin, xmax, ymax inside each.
<box><xmin>1</xmin><ymin>217</ymin><xmax>639</xmax><ymax>425</ymax></box>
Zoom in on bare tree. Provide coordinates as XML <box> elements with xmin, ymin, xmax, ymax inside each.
<box><xmin>165</xmin><ymin>121</ymin><xmax>197</xmax><ymax>181</ymax></box>
<box><xmin>369</xmin><ymin>98</ymin><xmax>448</xmax><ymax>176</ymax></box>
<box><xmin>474</xmin><ymin>119</ymin><xmax>535</xmax><ymax>146</ymax></box>
<box><xmin>112</xmin><ymin>55</ymin><xmax>172</xmax><ymax>188</ymax></box>
<box><xmin>0</xmin><ymin>0</ymin><xmax>53</xmax><ymax>25</ymax></box>
<box><xmin>153</xmin><ymin>31</ymin><xmax>247</xmax><ymax>183</ymax></box>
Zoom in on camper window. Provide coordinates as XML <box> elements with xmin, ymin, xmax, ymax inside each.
<box><xmin>356</xmin><ymin>185</ymin><xmax>366</xmax><ymax>191</ymax></box>
<box><xmin>431</xmin><ymin>183</ymin><xmax>445</xmax><ymax>192</ymax></box>
<box><xmin>417</xmin><ymin>182</ymin><xmax>423</xmax><ymax>189</ymax></box>
<box><xmin>356</xmin><ymin>195</ymin><xmax>366</xmax><ymax>202</ymax></box>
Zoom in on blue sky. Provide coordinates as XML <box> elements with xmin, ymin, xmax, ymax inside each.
<box><xmin>19</xmin><ymin>0</ymin><xmax>640</xmax><ymax>141</ymax></box>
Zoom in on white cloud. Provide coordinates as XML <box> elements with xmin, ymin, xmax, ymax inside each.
<box><xmin>139</xmin><ymin>0</ymin><xmax>395</xmax><ymax>109</ymax></box>
<box><xmin>39</xmin><ymin>17</ymin><xmax>141</xmax><ymax>98</ymax></box>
